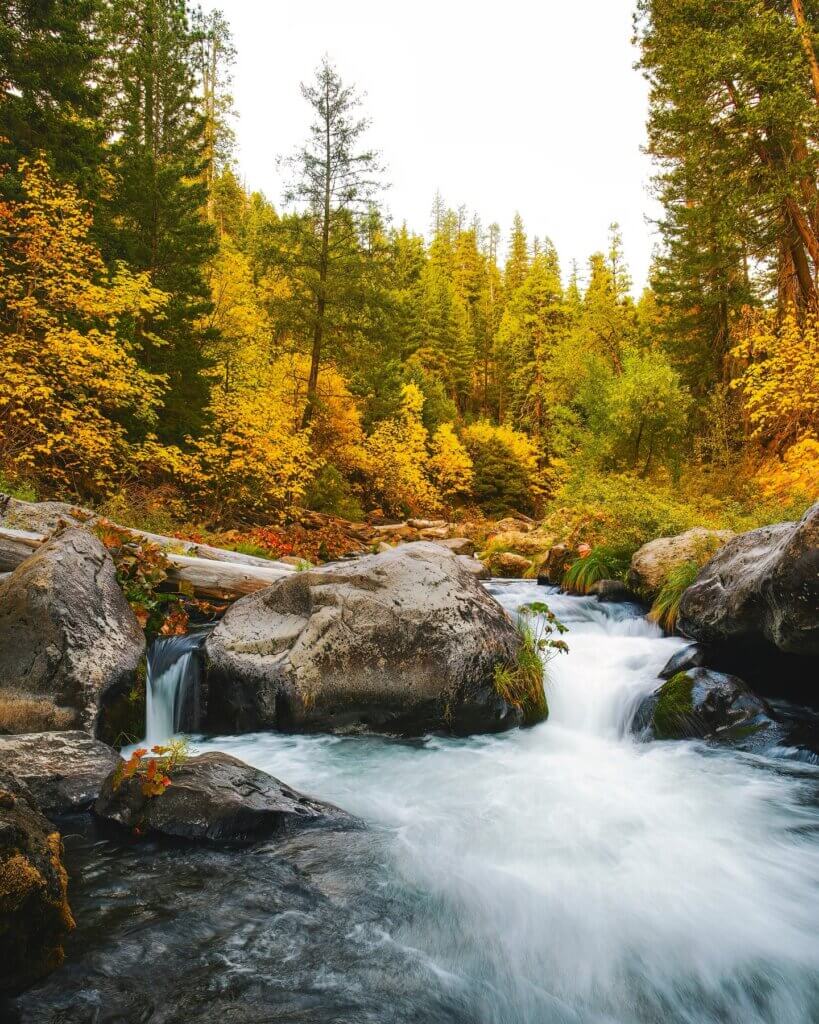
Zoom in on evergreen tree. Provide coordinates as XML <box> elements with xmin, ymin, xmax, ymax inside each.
<box><xmin>280</xmin><ymin>58</ymin><xmax>383</xmax><ymax>427</ymax></box>
<box><xmin>505</xmin><ymin>212</ymin><xmax>529</xmax><ymax>295</ymax></box>
<box><xmin>0</xmin><ymin>0</ymin><xmax>104</xmax><ymax>196</ymax></box>
<box><xmin>100</xmin><ymin>0</ymin><xmax>216</xmax><ymax>442</ymax></box>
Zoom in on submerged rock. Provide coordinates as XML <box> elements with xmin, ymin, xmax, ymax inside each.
<box><xmin>678</xmin><ymin>501</ymin><xmax>819</xmax><ymax>657</ymax></box>
<box><xmin>0</xmin><ymin>529</ymin><xmax>145</xmax><ymax>734</ymax></box>
<box><xmin>0</xmin><ymin>770</ymin><xmax>74</xmax><ymax>993</ymax></box>
<box><xmin>0</xmin><ymin>732</ymin><xmax>122</xmax><ymax>814</ymax></box>
<box><xmin>204</xmin><ymin>542</ymin><xmax>522</xmax><ymax>736</ymax></box>
<box><xmin>588</xmin><ymin>579</ymin><xmax>641</xmax><ymax>604</ymax></box>
<box><xmin>94</xmin><ymin>752</ymin><xmax>353</xmax><ymax>844</ymax></box>
<box><xmin>627</xmin><ymin>528</ymin><xmax>734</xmax><ymax>599</ymax></box>
<box><xmin>635</xmin><ymin>668</ymin><xmax>776</xmax><ymax>741</ymax></box>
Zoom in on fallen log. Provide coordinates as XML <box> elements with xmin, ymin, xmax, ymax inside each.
<box><xmin>0</xmin><ymin>526</ymin><xmax>293</xmax><ymax>601</ymax></box>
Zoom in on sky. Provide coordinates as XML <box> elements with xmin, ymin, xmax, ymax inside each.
<box><xmin>203</xmin><ymin>0</ymin><xmax>660</xmax><ymax>294</ymax></box>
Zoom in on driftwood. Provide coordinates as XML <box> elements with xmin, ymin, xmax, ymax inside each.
<box><xmin>0</xmin><ymin>526</ymin><xmax>294</xmax><ymax>601</ymax></box>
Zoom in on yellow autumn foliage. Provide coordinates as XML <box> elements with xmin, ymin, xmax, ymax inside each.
<box><xmin>0</xmin><ymin>157</ymin><xmax>168</xmax><ymax>496</ymax></box>
<box><xmin>428</xmin><ymin>423</ymin><xmax>474</xmax><ymax>500</ymax></box>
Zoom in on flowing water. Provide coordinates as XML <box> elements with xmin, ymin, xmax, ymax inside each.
<box><xmin>10</xmin><ymin>583</ymin><xmax>819</xmax><ymax>1024</ymax></box>
<box><xmin>145</xmin><ymin>630</ymin><xmax>208</xmax><ymax>744</ymax></box>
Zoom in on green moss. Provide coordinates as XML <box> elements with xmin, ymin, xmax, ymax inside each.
<box><xmin>97</xmin><ymin>656</ymin><xmax>147</xmax><ymax>747</ymax></box>
<box><xmin>653</xmin><ymin>671</ymin><xmax>696</xmax><ymax>739</ymax></box>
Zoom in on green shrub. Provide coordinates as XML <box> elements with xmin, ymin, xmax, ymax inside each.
<box><xmin>304</xmin><ymin>463</ymin><xmax>365</xmax><ymax>522</ymax></box>
<box><xmin>649</xmin><ymin>559</ymin><xmax>701</xmax><ymax>632</ymax></box>
<box><xmin>562</xmin><ymin>545</ymin><xmax>633</xmax><ymax>594</ymax></box>
<box><xmin>494</xmin><ymin>601</ymin><xmax>568</xmax><ymax>725</ymax></box>
<box><xmin>0</xmin><ymin>472</ymin><xmax>37</xmax><ymax>502</ymax></box>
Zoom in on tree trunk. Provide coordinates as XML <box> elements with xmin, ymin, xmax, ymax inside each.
<box><xmin>301</xmin><ymin>77</ymin><xmax>333</xmax><ymax>430</ymax></box>
<box><xmin>792</xmin><ymin>0</ymin><xmax>819</xmax><ymax>106</ymax></box>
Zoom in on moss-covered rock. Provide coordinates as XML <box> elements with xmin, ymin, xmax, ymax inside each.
<box><xmin>0</xmin><ymin>770</ymin><xmax>74</xmax><ymax>993</ymax></box>
<box><xmin>636</xmin><ymin>668</ymin><xmax>776</xmax><ymax>742</ymax></box>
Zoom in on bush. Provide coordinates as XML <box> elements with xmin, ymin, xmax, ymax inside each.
<box><xmin>461</xmin><ymin>421</ymin><xmax>544</xmax><ymax>516</ymax></box>
<box><xmin>303</xmin><ymin>463</ymin><xmax>365</xmax><ymax>522</ymax></box>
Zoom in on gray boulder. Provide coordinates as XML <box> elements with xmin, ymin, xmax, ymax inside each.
<box><xmin>204</xmin><ymin>542</ymin><xmax>522</xmax><ymax>736</ymax></box>
<box><xmin>0</xmin><ymin>529</ymin><xmax>145</xmax><ymax>734</ymax></box>
<box><xmin>634</xmin><ymin>668</ymin><xmax>776</xmax><ymax>741</ymax></box>
<box><xmin>678</xmin><ymin>502</ymin><xmax>819</xmax><ymax>656</ymax></box>
<box><xmin>0</xmin><ymin>494</ymin><xmax>93</xmax><ymax>534</ymax></box>
<box><xmin>628</xmin><ymin>527</ymin><xmax>734</xmax><ymax>599</ymax></box>
<box><xmin>0</xmin><ymin>769</ymin><xmax>74</xmax><ymax>992</ymax></box>
<box><xmin>658</xmin><ymin>643</ymin><xmax>711</xmax><ymax>680</ymax></box>
<box><xmin>588</xmin><ymin>579</ymin><xmax>641</xmax><ymax>604</ymax></box>
<box><xmin>94</xmin><ymin>751</ymin><xmax>352</xmax><ymax>844</ymax></box>
<box><xmin>0</xmin><ymin>732</ymin><xmax>122</xmax><ymax>813</ymax></box>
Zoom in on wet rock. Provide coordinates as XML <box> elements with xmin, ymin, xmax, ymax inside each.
<box><xmin>678</xmin><ymin>502</ymin><xmax>819</xmax><ymax>656</ymax></box>
<box><xmin>0</xmin><ymin>529</ymin><xmax>145</xmax><ymax>734</ymax></box>
<box><xmin>635</xmin><ymin>668</ymin><xmax>776</xmax><ymax>741</ymax></box>
<box><xmin>588</xmin><ymin>579</ymin><xmax>641</xmax><ymax>604</ymax></box>
<box><xmin>94</xmin><ymin>752</ymin><xmax>353</xmax><ymax>844</ymax></box>
<box><xmin>658</xmin><ymin>643</ymin><xmax>711</xmax><ymax>680</ymax></box>
<box><xmin>0</xmin><ymin>770</ymin><xmax>74</xmax><ymax>993</ymax></box>
<box><xmin>538</xmin><ymin>544</ymin><xmax>572</xmax><ymax>585</ymax></box>
<box><xmin>0</xmin><ymin>732</ymin><xmax>122</xmax><ymax>813</ymax></box>
<box><xmin>204</xmin><ymin>542</ymin><xmax>522</xmax><ymax>737</ymax></box>
<box><xmin>487</xmin><ymin>551</ymin><xmax>531</xmax><ymax>578</ymax></box>
<box><xmin>628</xmin><ymin>528</ymin><xmax>734</xmax><ymax>599</ymax></box>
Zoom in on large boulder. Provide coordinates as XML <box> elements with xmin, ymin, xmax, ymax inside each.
<box><xmin>634</xmin><ymin>668</ymin><xmax>776</xmax><ymax>742</ymax></box>
<box><xmin>204</xmin><ymin>542</ymin><xmax>523</xmax><ymax>736</ymax></box>
<box><xmin>0</xmin><ymin>732</ymin><xmax>122</xmax><ymax>814</ymax></box>
<box><xmin>0</xmin><ymin>529</ymin><xmax>145</xmax><ymax>734</ymax></box>
<box><xmin>0</xmin><ymin>770</ymin><xmax>74</xmax><ymax>992</ymax></box>
<box><xmin>94</xmin><ymin>751</ymin><xmax>353</xmax><ymax>844</ymax></box>
<box><xmin>678</xmin><ymin>502</ymin><xmax>819</xmax><ymax>656</ymax></box>
<box><xmin>628</xmin><ymin>527</ymin><xmax>734</xmax><ymax>598</ymax></box>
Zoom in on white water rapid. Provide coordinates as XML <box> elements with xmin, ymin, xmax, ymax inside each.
<box><xmin>186</xmin><ymin>582</ymin><xmax>819</xmax><ymax>1023</ymax></box>
<box><xmin>144</xmin><ymin>632</ymin><xmax>205</xmax><ymax>745</ymax></box>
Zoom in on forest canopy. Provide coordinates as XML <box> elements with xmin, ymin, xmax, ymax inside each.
<box><xmin>0</xmin><ymin>0</ymin><xmax>817</xmax><ymax>544</ymax></box>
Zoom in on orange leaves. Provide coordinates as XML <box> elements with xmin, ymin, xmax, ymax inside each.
<box><xmin>110</xmin><ymin>740</ymin><xmax>188</xmax><ymax>811</ymax></box>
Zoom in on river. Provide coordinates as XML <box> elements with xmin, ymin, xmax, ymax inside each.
<box><xmin>9</xmin><ymin>582</ymin><xmax>819</xmax><ymax>1023</ymax></box>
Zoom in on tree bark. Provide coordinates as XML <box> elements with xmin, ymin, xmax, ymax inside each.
<box><xmin>792</xmin><ymin>0</ymin><xmax>819</xmax><ymax>106</ymax></box>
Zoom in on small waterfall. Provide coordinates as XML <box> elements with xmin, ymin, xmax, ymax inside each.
<box><xmin>145</xmin><ymin>630</ymin><xmax>208</xmax><ymax>745</ymax></box>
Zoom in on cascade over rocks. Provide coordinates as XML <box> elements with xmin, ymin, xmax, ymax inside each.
<box><xmin>94</xmin><ymin>752</ymin><xmax>354</xmax><ymax>844</ymax></box>
<box><xmin>0</xmin><ymin>733</ymin><xmax>122</xmax><ymax>814</ymax></box>
<box><xmin>678</xmin><ymin>501</ymin><xmax>819</xmax><ymax>656</ymax></box>
<box><xmin>634</xmin><ymin>668</ymin><xmax>776</xmax><ymax>742</ymax></box>
<box><xmin>0</xmin><ymin>770</ymin><xmax>74</xmax><ymax>993</ymax></box>
<box><xmin>204</xmin><ymin>542</ymin><xmax>523</xmax><ymax>736</ymax></box>
<box><xmin>0</xmin><ymin>529</ymin><xmax>145</xmax><ymax>734</ymax></box>
<box><xmin>628</xmin><ymin>527</ymin><xmax>734</xmax><ymax>598</ymax></box>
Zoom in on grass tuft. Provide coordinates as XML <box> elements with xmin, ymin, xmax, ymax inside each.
<box><xmin>562</xmin><ymin>545</ymin><xmax>632</xmax><ymax>595</ymax></box>
<box><xmin>649</xmin><ymin>559</ymin><xmax>700</xmax><ymax>633</ymax></box>
<box><xmin>493</xmin><ymin>602</ymin><xmax>569</xmax><ymax>726</ymax></box>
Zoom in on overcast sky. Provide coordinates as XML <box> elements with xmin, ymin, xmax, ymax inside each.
<box><xmin>203</xmin><ymin>0</ymin><xmax>659</xmax><ymax>293</ymax></box>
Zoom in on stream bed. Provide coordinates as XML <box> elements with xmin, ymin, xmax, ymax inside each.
<box><xmin>8</xmin><ymin>583</ymin><xmax>819</xmax><ymax>1023</ymax></box>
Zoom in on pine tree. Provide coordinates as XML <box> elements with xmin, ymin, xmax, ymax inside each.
<box><xmin>0</xmin><ymin>0</ymin><xmax>104</xmax><ymax>196</ymax></box>
<box><xmin>100</xmin><ymin>0</ymin><xmax>216</xmax><ymax>442</ymax></box>
<box><xmin>505</xmin><ymin>212</ymin><xmax>529</xmax><ymax>295</ymax></box>
<box><xmin>280</xmin><ymin>58</ymin><xmax>383</xmax><ymax>427</ymax></box>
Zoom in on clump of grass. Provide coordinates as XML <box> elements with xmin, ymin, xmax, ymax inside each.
<box><xmin>562</xmin><ymin>545</ymin><xmax>632</xmax><ymax>595</ymax></box>
<box><xmin>494</xmin><ymin>601</ymin><xmax>568</xmax><ymax>725</ymax></box>
<box><xmin>0</xmin><ymin>695</ymin><xmax>75</xmax><ymax>734</ymax></box>
<box><xmin>649</xmin><ymin>559</ymin><xmax>700</xmax><ymax>633</ymax></box>
<box><xmin>232</xmin><ymin>541</ymin><xmax>273</xmax><ymax>560</ymax></box>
